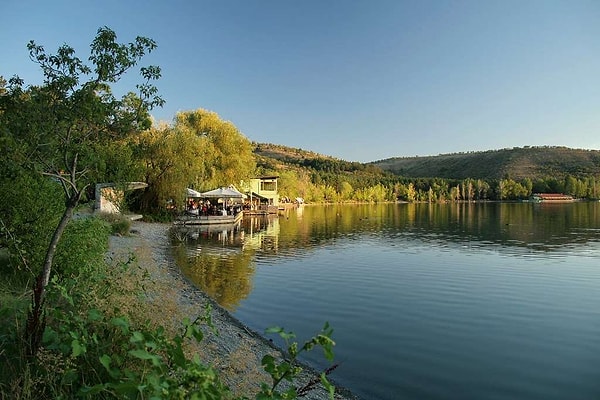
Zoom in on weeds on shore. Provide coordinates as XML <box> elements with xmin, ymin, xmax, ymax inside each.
<box><xmin>97</xmin><ymin>212</ymin><xmax>132</xmax><ymax>236</ymax></box>
<box><xmin>0</xmin><ymin>217</ymin><xmax>339</xmax><ymax>399</ymax></box>
<box><xmin>259</xmin><ymin>324</ymin><xmax>337</xmax><ymax>399</ymax></box>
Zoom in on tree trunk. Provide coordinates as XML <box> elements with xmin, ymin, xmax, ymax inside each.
<box><xmin>25</xmin><ymin>199</ymin><xmax>77</xmax><ymax>357</ymax></box>
<box><xmin>40</xmin><ymin>203</ymin><xmax>75</xmax><ymax>288</ymax></box>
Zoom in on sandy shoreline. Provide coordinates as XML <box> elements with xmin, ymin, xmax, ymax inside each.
<box><xmin>107</xmin><ymin>221</ymin><xmax>356</xmax><ymax>399</ymax></box>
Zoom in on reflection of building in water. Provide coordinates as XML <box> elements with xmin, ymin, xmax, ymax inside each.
<box><xmin>296</xmin><ymin>204</ymin><xmax>304</xmax><ymax>218</ymax></box>
<box><xmin>242</xmin><ymin>215</ymin><xmax>280</xmax><ymax>254</ymax></box>
<box><xmin>172</xmin><ymin>221</ymin><xmax>244</xmax><ymax>257</ymax></box>
<box><xmin>531</xmin><ymin>193</ymin><xmax>574</xmax><ymax>202</ymax></box>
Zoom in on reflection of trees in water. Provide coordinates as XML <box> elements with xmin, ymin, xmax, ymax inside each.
<box><xmin>171</xmin><ymin>228</ymin><xmax>256</xmax><ymax>311</ymax></box>
<box><xmin>409</xmin><ymin>202</ymin><xmax>600</xmax><ymax>250</ymax></box>
<box><xmin>276</xmin><ymin>202</ymin><xmax>600</xmax><ymax>252</ymax></box>
<box><xmin>170</xmin><ymin>202</ymin><xmax>600</xmax><ymax>308</ymax></box>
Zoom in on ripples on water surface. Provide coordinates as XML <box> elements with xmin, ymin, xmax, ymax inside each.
<box><xmin>174</xmin><ymin>203</ymin><xmax>600</xmax><ymax>399</ymax></box>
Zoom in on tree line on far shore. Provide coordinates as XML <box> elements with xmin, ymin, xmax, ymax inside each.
<box><xmin>255</xmin><ymin>144</ymin><xmax>600</xmax><ymax>203</ymax></box>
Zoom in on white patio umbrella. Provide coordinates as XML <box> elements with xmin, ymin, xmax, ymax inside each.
<box><xmin>186</xmin><ymin>188</ymin><xmax>202</xmax><ymax>197</ymax></box>
<box><xmin>199</xmin><ymin>186</ymin><xmax>246</xmax><ymax>199</ymax></box>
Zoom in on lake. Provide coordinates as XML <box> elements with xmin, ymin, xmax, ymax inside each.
<box><xmin>172</xmin><ymin>202</ymin><xmax>600</xmax><ymax>399</ymax></box>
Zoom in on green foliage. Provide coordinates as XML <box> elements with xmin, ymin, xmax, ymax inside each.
<box><xmin>2</xmin><ymin>27</ymin><xmax>163</xmax><ymax>196</ymax></box>
<box><xmin>54</xmin><ymin>217</ymin><xmax>111</xmax><ymax>273</ymax></box>
<box><xmin>91</xmin><ymin>140</ymin><xmax>143</xmax><ymax>185</ymax></box>
<box><xmin>97</xmin><ymin>212</ymin><xmax>132</xmax><ymax>236</ymax></box>
<box><xmin>174</xmin><ymin>109</ymin><xmax>256</xmax><ymax>190</ymax></box>
<box><xmin>131</xmin><ymin>109</ymin><xmax>256</xmax><ymax>213</ymax></box>
<box><xmin>130</xmin><ymin>123</ymin><xmax>203</xmax><ymax>212</ymax></box>
<box><xmin>258</xmin><ymin>323</ymin><xmax>337</xmax><ymax>400</ymax></box>
<box><xmin>41</xmin><ymin>305</ymin><xmax>229</xmax><ymax>399</ymax></box>
<box><xmin>256</xmin><ymin>143</ymin><xmax>600</xmax><ymax>203</ymax></box>
<box><xmin>1</xmin><ymin>27</ymin><xmax>165</xmax><ymax>357</ymax></box>
<box><xmin>0</xmin><ymin>217</ymin><xmax>112</xmax><ymax>397</ymax></box>
<box><xmin>1</xmin><ymin>27</ymin><xmax>343</xmax><ymax>400</ymax></box>
<box><xmin>1</xmin><ymin>216</ymin><xmax>339</xmax><ymax>399</ymax></box>
<box><xmin>254</xmin><ymin>143</ymin><xmax>394</xmax><ymax>203</ymax></box>
<box><xmin>0</xmin><ymin>170</ymin><xmax>64</xmax><ymax>278</ymax></box>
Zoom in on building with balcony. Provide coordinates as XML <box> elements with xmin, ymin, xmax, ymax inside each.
<box><xmin>244</xmin><ymin>176</ymin><xmax>279</xmax><ymax>213</ymax></box>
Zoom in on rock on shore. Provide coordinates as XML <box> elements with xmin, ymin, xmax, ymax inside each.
<box><xmin>107</xmin><ymin>221</ymin><xmax>356</xmax><ymax>399</ymax></box>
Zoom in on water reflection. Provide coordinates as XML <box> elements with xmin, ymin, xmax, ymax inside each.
<box><xmin>274</xmin><ymin>202</ymin><xmax>600</xmax><ymax>255</ymax></box>
<box><xmin>172</xmin><ymin>202</ymin><xmax>600</xmax><ymax>400</ymax></box>
<box><xmin>173</xmin><ymin>202</ymin><xmax>600</xmax><ymax>310</ymax></box>
<box><xmin>241</xmin><ymin>215</ymin><xmax>280</xmax><ymax>255</ymax></box>
<box><xmin>171</xmin><ymin>215</ymin><xmax>281</xmax><ymax>310</ymax></box>
<box><xmin>172</xmin><ymin>222</ymin><xmax>252</xmax><ymax>310</ymax></box>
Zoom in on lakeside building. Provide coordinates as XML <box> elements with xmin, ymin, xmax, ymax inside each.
<box><xmin>243</xmin><ymin>176</ymin><xmax>279</xmax><ymax>214</ymax></box>
<box><xmin>531</xmin><ymin>193</ymin><xmax>574</xmax><ymax>202</ymax></box>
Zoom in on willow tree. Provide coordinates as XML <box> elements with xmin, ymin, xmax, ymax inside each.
<box><xmin>132</xmin><ymin>122</ymin><xmax>205</xmax><ymax>212</ymax></box>
<box><xmin>0</xmin><ymin>27</ymin><xmax>163</xmax><ymax>354</ymax></box>
<box><xmin>174</xmin><ymin>109</ymin><xmax>256</xmax><ymax>190</ymax></box>
<box><xmin>132</xmin><ymin>109</ymin><xmax>255</xmax><ymax>212</ymax></box>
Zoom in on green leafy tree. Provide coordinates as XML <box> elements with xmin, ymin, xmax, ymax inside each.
<box><xmin>0</xmin><ymin>167</ymin><xmax>63</xmax><ymax>279</ymax></box>
<box><xmin>369</xmin><ymin>183</ymin><xmax>390</xmax><ymax>202</ymax></box>
<box><xmin>322</xmin><ymin>185</ymin><xmax>338</xmax><ymax>202</ymax></box>
<box><xmin>338</xmin><ymin>181</ymin><xmax>354</xmax><ymax>201</ymax></box>
<box><xmin>564</xmin><ymin>175</ymin><xmax>578</xmax><ymax>197</ymax></box>
<box><xmin>475</xmin><ymin>179</ymin><xmax>490</xmax><ymax>200</ymax></box>
<box><xmin>276</xmin><ymin>170</ymin><xmax>301</xmax><ymax>199</ymax></box>
<box><xmin>522</xmin><ymin>178</ymin><xmax>533</xmax><ymax>197</ymax></box>
<box><xmin>132</xmin><ymin>109</ymin><xmax>257</xmax><ymax>212</ymax></box>
<box><xmin>450</xmin><ymin>185</ymin><xmax>460</xmax><ymax>202</ymax></box>
<box><xmin>462</xmin><ymin>178</ymin><xmax>475</xmax><ymax>201</ymax></box>
<box><xmin>497</xmin><ymin>178</ymin><xmax>529</xmax><ymax>200</ymax></box>
<box><xmin>0</xmin><ymin>27</ymin><xmax>163</xmax><ymax>355</ymax></box>
<box><xmin>586</xmin><ymin>176</ymin><xmax>599</xmax><ymax>199</ymax></box>
<box><xmin>405</xmin><ymin>182</ymin><xmax>417</xmax><ymax>202</ymax></box>
<box><xmin>174</xmin><ymin>109</ymin><xmax>256</xmax><ymax>191</ymax></box>
<box><xmin>132</xmin><ymin>123</ymin><xmax>205</xmax><ymax>212</ymax></box>
<box><xmin>427</xmin><ymin>187</ymin><xmax>435</xmax><ymax>203</ymax></box>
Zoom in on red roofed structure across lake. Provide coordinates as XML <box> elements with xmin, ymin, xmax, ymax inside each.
<box><xmin>531</xmin><ymin>193</ymin><xmax>575</xmax><ymax>202</ymax></box>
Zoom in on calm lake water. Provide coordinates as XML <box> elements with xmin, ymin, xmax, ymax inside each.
<box><xmin>172</xmin><ymin>202</ymin><xmax>600</xmax><ymax>400</ymax></box>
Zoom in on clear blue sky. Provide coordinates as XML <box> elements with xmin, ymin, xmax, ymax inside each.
<box><xmin>3</xmin><ymin>0</ymin><xmax>600</xmax><ymax>162</ymax></box>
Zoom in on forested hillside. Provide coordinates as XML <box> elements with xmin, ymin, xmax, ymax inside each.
<box><xmin>254</xmin><ymin>143</ymin><xmax>600</xmax><ymax>202</ymax></box>
<box><xmin>371</xmin><ymin>146</ymin><xmax>600</xmax><ymax>180</ymax></box>
<box><xmin>253</xmin><ymin>143</ymin><xmax>398</xmax><ymax>202</ymax></box>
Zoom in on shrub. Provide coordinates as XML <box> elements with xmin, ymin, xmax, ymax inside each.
<box><xmin>97</xmin><ymin>212</ymin><xmax>132</xmax><ymax>236</ymax></box>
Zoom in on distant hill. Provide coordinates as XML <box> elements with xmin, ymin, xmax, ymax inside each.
<box><xmin>370</xmin><ymin>146</ymin><xmax>600</xmax><ymax>180</ymax></box>
<box><xmin>253</xmin><ymin>143</ymin><xmax>391</xmax><ymax>189</ymax></box>
<box><xmin>253</xmin><ymin>143</ymin><xmax>339</xmax><ymax>164</ymax></box>
<box><xmin>254</xmin><ymin>143</ymin><xmax>600</xmax><ymax>182</ymax></box>
<box><xmin>253</xmin><ymin>142</ymin><xmax>381</xmax><ymax>173</ymax></box>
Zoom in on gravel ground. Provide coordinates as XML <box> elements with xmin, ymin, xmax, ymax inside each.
<box><xmin>107</xmin><ymin>221</ymin><xmax>356</xmax><ymax>399</ymax></box>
